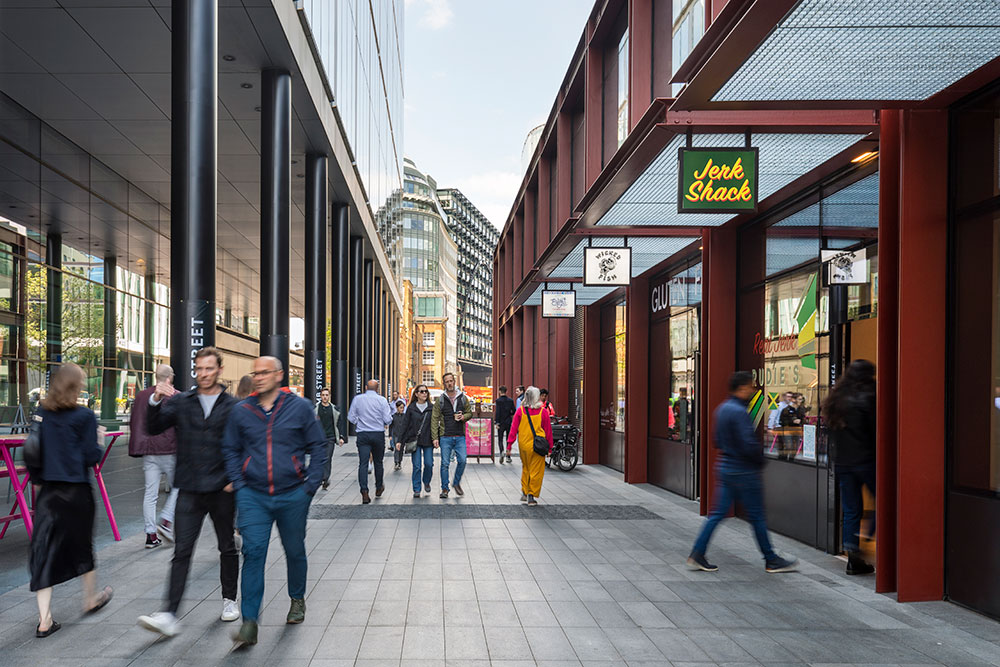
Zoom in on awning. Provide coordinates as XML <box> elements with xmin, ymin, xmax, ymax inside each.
<box><xmin>672</xmin><ymin>0</ymin><xmax>1000</xmax><ymax>110</ymax></box>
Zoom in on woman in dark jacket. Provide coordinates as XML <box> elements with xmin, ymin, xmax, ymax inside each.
<box><xmin>400</xmin><ymin>385</ymin><xmax>437</xmax><ymax>498</ymax></box>
<box><xmin>31</xmin><ymin>363</ymin><xmax>113</xmax><ymax>638</ymax></box>
<box><xmin>822</xmin><ymin>359</ymin><xmax>877</xmax><ymax>575</ymax></box>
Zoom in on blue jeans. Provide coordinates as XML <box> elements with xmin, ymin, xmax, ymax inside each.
<box><xmin>836</xmin><ymin>463</ymin><xmax>876</xmax><ymax>552</ymax></box>
<box><xmin>691</xmin><ymin>467</ymin><xmax>777</xmax><ymax>562</ymax></box>
<box><xmin>411</xmin><ymin>446</ymin><xmax>434</xmax><ymax>492</ymax></box>
<box><xmin>236</xmin><ymin>485</ymin><xmax>311</xmax><ymax>622</ymax></box>
<box><xmin>356</xmin><ymin>431</ymin><xmax>385</xmax><ymax>492</ymax></box>
<box><xmin>439</xmin><ymin>435</ymin><xmax>467</xmax><ymax>490</ymax></box>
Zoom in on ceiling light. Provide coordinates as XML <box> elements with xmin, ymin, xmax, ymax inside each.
<box><xmin>222</xmin><ymin>55</ymin><xmax>236</xmax><ymax>62</ymax></box>
<box><xmin>241</xmin><ymin>82</ymin><xmax>253</xmax><ymax>89</ymax></box>
<box><xmin>851</xmin><ymin>150</ymin><xmax>878</xmax><ymax>163</ymax></box>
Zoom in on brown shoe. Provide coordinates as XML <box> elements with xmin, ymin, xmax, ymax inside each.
<box><xmin>361</xmin><ymin>490</ymin><xmax>371</xmax><ymax>504</ymax></box>
<box><xmin>375</xmin><ymin>486</ymin><xmax>385</xmax><ymax>498</ymax></box>
<box><xmin>454</xmin><ymin>483</ymin><xmax>464</xmax><ymax>496</ymax></box>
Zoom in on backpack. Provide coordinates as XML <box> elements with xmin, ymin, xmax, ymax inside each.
<box><xmin>23</xmin><ymin>412</ymin><xmax>43</xmax><ymax>480</ymax></box>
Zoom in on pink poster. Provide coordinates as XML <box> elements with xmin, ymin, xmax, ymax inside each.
<box><xmin>465</xmin><ymin>418</ymin><xmax>493</xmax><ymax>456</ymax></box>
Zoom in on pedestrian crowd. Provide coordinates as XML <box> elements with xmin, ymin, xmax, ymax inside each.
<box><xmin>24</xmin><ymin>351</ymin><xmax>878</xmax><ymax>649</ymax></box>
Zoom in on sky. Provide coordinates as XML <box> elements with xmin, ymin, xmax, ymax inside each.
<box><xmin>402</xmin><ymin>0</ymin><xmax>594</xmax><ymax>230</ymax></box>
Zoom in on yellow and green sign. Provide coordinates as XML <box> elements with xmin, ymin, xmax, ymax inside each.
<box><xmin>678</xmin><ymin>147</ymin><xmax>758</xmax><ymax>213</ymax></box>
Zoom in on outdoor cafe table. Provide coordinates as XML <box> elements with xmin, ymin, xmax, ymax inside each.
<box><xmin>0</xmin><ymin>431</ymin><xmax>125</xmax><ymax>541</ymax></box>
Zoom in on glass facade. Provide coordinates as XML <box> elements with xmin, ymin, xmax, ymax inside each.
<box><xmin>671</xmin><ymin>0</ymin><xmax>706</xmax><ymax>97</ymax></box>
<box><xmin>437</xmin><ymin>189</ymin><xmax>499</xmax><ymax>373</ymax></box>
<box><xmin>299</xmin><ymin>0</ymin><xmax>405</xmax><ymax>216</ymax></box>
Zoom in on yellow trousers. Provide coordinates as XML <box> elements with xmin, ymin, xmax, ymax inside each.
<box><xmin>519</xmin><ymin>439</ymin><xmax>546</xmax><ymax>497</ymax></box>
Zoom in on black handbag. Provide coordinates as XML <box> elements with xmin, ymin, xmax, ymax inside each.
<box><xmin>525</xmin><ymin>409</ymin><xmax>549</xmax><ymax>456</ymax></box>
<box><xmin>23</xmin><ymin>412</ymin><xmax>43</xmax><ymax>479</ymax></box>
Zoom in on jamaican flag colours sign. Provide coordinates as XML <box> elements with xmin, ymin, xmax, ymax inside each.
<box><xmin>678</xmin><ymin>147</ymin><xmax>758</xmax><ymax>213</ymax></box>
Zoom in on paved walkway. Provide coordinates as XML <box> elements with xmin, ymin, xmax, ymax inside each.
<box><xmin>0</xmin><ymin>441</ymin><xmax>998</xmax><ymax>666</ymax></box>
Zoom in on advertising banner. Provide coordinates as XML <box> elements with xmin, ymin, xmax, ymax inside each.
<box><xmin>583</xmin><ymin>247</ymin><xmax>631</xmax><ymax>286</ymax></box>
<box><xmin>542</xmin><ymin>290</ymin><xmax>576</xmax><ymax>318</ymax></box>
<box><xmin>463</xmin><ymin>385</ymin><xmax>493</xmax><ymax>404</ymax></box>
<box><xmin>465</xmin><ymin>418</ymin><xmax>493</xmax><ymax>457</ymax></box>
<box><xmin>678</xmin><ymin>147</ymin><xmax>758</xmax><ymax>213</ymax></box>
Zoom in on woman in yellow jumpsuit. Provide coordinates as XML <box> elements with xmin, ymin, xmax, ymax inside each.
<box><xmin>506</xmin><ymin>386</ymin><xmax>553</xmax><ymax>506</ymax></box>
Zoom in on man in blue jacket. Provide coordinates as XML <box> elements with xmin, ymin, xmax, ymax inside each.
<box><xmin>687</xmin><ymin>371</ymin><xmax>798</xmax><ymax>574</ymax></box>
<box><xmin>222</xmin><ymin>356</ymin><xmax>327</xmax><ymax>648</ymax></box>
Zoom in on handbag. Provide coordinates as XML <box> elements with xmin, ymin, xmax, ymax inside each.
<box><xmin>524</xmin><ymin>408</ymin><xmax>550</xmax><ymax>456</ymax></box>
<box><xmin>23</xmin><ymin>412</ymin><xmax>43</xmax><ymax>480</ymax></box>
<box><xmin>404</xmin><ymin>409</ymin><xmax>428</xmax><ymax>454</ymax></box>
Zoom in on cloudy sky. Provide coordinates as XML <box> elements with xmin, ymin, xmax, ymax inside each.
<box><xmin>403</xmin><ymin>0</ymin><xmax>594</xmax><ymax>230</ymax></box>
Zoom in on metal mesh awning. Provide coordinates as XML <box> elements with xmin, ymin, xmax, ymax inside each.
<box><xmin>594</xmin><ymin>132</ymin><xmax>867</xmax><ymax>227</ymax></box>
<box><xmin>522</xmin><ymin>282</ymin><xmax>619</xmax><ymax>307</ymax></box>
<box><xmin>712</xmin><ymin>0</ymin><xmax>1000</xmax><ymax>103</ymax></box>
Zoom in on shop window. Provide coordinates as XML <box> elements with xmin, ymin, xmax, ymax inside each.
<box><xmin>600</xmin><ymin>299</ymin><xmax>626</xmax><ymax>432</ymax></box>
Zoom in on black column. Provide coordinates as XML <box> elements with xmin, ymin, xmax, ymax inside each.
<box><xmin>143</xmin><ymin>271</ymin><xmax>155</xmax><ymax>388</ymax></box>
<box><xmin>170</xmin><ymin>0</ymin><xmax>216</xmax><ymax>390</ymax></box>
<box><xmin>101</xmin><ymin>257</ymin><xmax>117</xmax><ymax>421</ymax></box>
<box><xmin>45</xmin><ymin>234</ymin><xmax>62</xmax><ymax>384</ymax></box>
<box><xmin>829</xmin><ymin>283</ymin><xmax>849</xmax><ymax>389</ymax></box>
<box><xmin>373</xmin><ymin>275</ymin><xmax>382</xmax><ymax>384</ymax></box>
<box><xmin>304</xmin><ymin>154</ymin><xmax>327</xmax><ymax>403</ymax></box>
<box><xmin>349</xmin><ymin>236</ymin><xmax>364</xmax><ymax>403</ymax></box>
<box><xmin>260</xmin><ymin>68</ymin><xmax>291</xmax><ymax>380</ymax></box>
<box><xmin>363</xmin><ymin>259</ymin><xmax>373</xmax><ymax>384</ymax></box>
<box><xmin>332</xmin><ymin>206</ymin><xmax>350</xmax><ymax>436</ymax></box>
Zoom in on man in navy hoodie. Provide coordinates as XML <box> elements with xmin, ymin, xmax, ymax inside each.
<box><xmin>686</xmin><ymin>371</ymin><xmax>798</xmax><ymax>574</ymax></box>
<box><xmin>222</xmin><ymin>356</ymin><xmax>327</xmax><ymax>648</ymax></box>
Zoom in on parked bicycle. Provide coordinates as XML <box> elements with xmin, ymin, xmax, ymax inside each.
<box><xmin>547</xmin><ymin>418</ymin><xmax>579</xmax><ymax>471</ymax></box>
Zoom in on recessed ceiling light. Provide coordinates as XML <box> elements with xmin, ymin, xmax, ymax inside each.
<box><xmin>851</xmin><ymin>150</ymin><xmax>878</xmax><ymax>164</ymax></box>
<box><xmin>254</xmin><ymin>106</ymin><xmax>261</xmax><ymax>112</ymax></box>
<box><xmin>241</xmin><ymin>82</ymin><xmax>253</xmax><ymax>89</ymax></box>
<box><xmin>223</xmin><ymin>54</ymin><xmax>236</xmax><ymax>62</ymax></box>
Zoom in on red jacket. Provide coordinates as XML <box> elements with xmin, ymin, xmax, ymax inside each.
<box><xmin>128</xmin><ymin>385</ymin><xmax>177</xmax><ymax>457</ymax></box>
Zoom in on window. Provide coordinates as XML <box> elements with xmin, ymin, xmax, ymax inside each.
<box><xmin>422</xmin><ymin>370</ymin><xmax>436</xmax><ymax>385</ymax></box>
<box><xmin>416</xmin><ymin>296</ymin><xmax>444</xmax><ymax>317</ymax></box>
<box><xmin>423</xmin><ymin>350</ymin><xmax>435</xmax><ymax>364</ymax></box>
<box><xmin>423</xmin><ymin>331</ymin><xmax>436</xmax><ymax>345</ymax></box>
<box><xmin>617</xmin><ymin>30</ymin><xmax>629</xmax><ymax>146</ymax></box>
<box><xmin>671</xmin><ymin>0</ymin><xmax>706</xmax><ymax>96</ymax></box>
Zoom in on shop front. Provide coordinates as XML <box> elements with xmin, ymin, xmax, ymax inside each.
<box><xmin>737</xmin><ymin>168</ymin><xmax>879</xmax><ymax>553</ymax></box>
<box><xmin>647</xmin><ymin>258</ymin><xmax>702</xmax><ymax>498</ymax></box>
<box><xmin>599</xmin><ymin>298</ymin><xmax>627</xmax><ymax>472</ymax></box>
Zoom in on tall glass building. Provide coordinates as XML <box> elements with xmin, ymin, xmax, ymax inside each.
<box><xmin>437</xmin><ymin>189</ymin><xmax>498</xmax><ymax>386</ymax></box>
<box><xmin>0</xmin><ymin>0</ymin><xmax>404</xmax><ymax>422</ymax></box>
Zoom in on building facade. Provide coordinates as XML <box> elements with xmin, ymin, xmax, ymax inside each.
<box><xmin>0</xmin><ymin>0</ymin><xmax>404</xmax><ymax>436</ymax></box>
<box><xmin>437</xmin><ymin>189</ymin><xmax>499</xmax><ymax>386</ymax></box>
<box><xmin>492</xmin><ymin>0</ymin><xmax>1000</xmax><ymax>620</ymax></box>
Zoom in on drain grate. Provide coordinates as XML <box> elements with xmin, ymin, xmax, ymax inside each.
<box><xmin>309</xmin><ymin>504</ymin><xmax>663</xmax><ymax>520</ymax></box>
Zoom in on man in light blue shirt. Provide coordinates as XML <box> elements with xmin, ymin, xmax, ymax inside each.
<box><xmin>347</xmin><ymin>379</ymin><xmax>393</xmax><ymax>504</ymax></box>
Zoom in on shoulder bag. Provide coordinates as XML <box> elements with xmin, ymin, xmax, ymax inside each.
<box><xmin>404</xmin><ymin>409</ymin><xmax>428</xmax><ymax>454</ymax></box>
<box><xmin>23</xmin><ymin>412</ymin><xmax>43</xmax><ymax>480</ymax></box>
<box><xmin>524</xmin><ymin>409</ymin><xmax>550</xmax><ymax>456</ymax></box>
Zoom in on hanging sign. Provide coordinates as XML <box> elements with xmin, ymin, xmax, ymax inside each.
<box><xmin>542</xmin><ymin>290</ymin><xmax>576</xmax><ymax>318</ymax></box>
<box><xmin>583</xmin><ymin>247</ymin><xmax>631</xmax><ymax>286</ymax></box>
<box><xmin>822</xmin><ymin>248</ymin><xmax>868</xmax><ymax>285</ymax></box>
<box><xmin>678</xmin><ymin>147</ymin><xmax>758</xmax><ymax>213</ymax></box>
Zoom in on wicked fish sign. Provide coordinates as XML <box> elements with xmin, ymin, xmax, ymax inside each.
<box><xmin>678</xmin><ymin>147</ymin><xmax>758</xmax><ymax>213</ymax></box>
<box><xmin>583</xmin><ymin>247</ymin><xmax>631</xmax><ymax>286</ymax></box>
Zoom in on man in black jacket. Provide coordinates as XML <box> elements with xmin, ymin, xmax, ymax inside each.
<box><xmin>494</xmin><ymin>386</ymin><xmax>515</xmax><ymax>464</ymax></box>
<box><xmin>137</xmin><ymin>347</ymin><xmax>240</xmax><ymax>637</ymax></box>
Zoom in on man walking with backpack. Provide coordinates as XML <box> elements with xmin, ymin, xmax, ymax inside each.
<box><xmin>686</xmin><ymin>371</ymin><xmax>798</xmax><ymax>574</ymax></box>
<box><xmin>432</xmin><ymin>372</ymin><xmax>473</xmax><ymax>498</ymax></box>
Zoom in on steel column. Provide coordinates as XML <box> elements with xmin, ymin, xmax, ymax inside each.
<box><xmin>363</xmin><ymin>259</ymin><xmax>373</xmax><ymax>383</ymax></box>
<box><xmin>260</xmin><ymin>68</ymin><xmax>291</xmax><ymax>380</ymax></box>
<box><xmin>582</xmin><ymin>306</ymin><xmax>600</xmax><ymax>464</ymax></box>
<box><xmin>349</xmin><ymin>237</ymin><xmax>364</xmax><ymax>425</ymax></box>
<box><xmin>101</xmin><ymin>257</ymin><xmax>117</xmax><ymax>422</ymax></box>
<box><xmin>373</xmin><ymin>275</ymin><xmax>382</xmax><ymax>383</ymax></box>
<box><xmin>305</xmin><ymin>154</ymin><xmax>328</xmax><ymax>403</ymax></box>
<box><xmin>332</xmin><ymin>206</ymin><xmax>350</xmax><ymax>434</ymax></box>
<box><xmin>896</xmin><ymin>110</ymin><xmax>947</xmax><ymax>602</ymax></box>
<box><xmin>625</xmin><ymin>274</ymin><xmax>649</xmax><ymax>483</ymax></box>
<box><xmin>170</xmin><ymin>0</ymin><xmax>217</xmax><ymax>388</ymax></box>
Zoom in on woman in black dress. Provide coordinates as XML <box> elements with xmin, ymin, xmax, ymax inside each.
<box><xmin>31</xmin><ymin>363</ymin><xmax>114</xmax><ymax>637</ymax></box>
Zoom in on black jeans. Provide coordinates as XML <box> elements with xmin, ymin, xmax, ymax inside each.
<box><xmin>322</xmin><ymin>437</ymin><xmax>336</xmax><ymax>483</ymax></box>
<box><xmin>836</xmin><ymin>463</ymin><xmax>876</xmax><ymax>553</ymax></box>
<box><xmin>498</xmin><ymin>423</ymin><xmax>511</xmax><ymax>454</ymax></box>
<box><xmin>356</xmin><ymin>431</ymin><xmax>385</xmax><ymax>492</ymax></box>
<box><xmin>166</xmin><ymin>489</ymin><xmax>238</xmax><ymax>614</ymax></box>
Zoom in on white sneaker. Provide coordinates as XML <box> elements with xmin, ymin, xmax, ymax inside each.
<box><xmin>221</xmin><ymin>598</ymin><xmax>240</xmax><ymax>622</ymax></box>
<box><xmin>137</xmin><ymin>611</ymin><xmax>180</xmax><ymax>637</ymax></box>
<box><xmin>233</xmin><ymin>532</ymin><xmax>243</xmax><ymax>551</ymax></box>
<box><xmin>368</xmin><ymin>462</ymin><xmax>374</xmax><ymax>474</ymax></box>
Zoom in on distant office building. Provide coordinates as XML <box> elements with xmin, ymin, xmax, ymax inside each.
<box><xmin>437</xmin><ymin>189</ymin><xmax>499</xmax><ymax>386</ymax></box>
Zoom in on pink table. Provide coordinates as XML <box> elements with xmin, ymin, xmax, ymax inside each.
<box><xmin>0</xmin><ymin>431</ymin><xmax>124</xmax><ymax>541</ymax></box>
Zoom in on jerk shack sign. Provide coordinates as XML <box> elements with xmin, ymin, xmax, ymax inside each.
<box><xmin>677</xmin><ymin>147</ymin><xmax>759</xmax><ymax>214</ymax></box>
